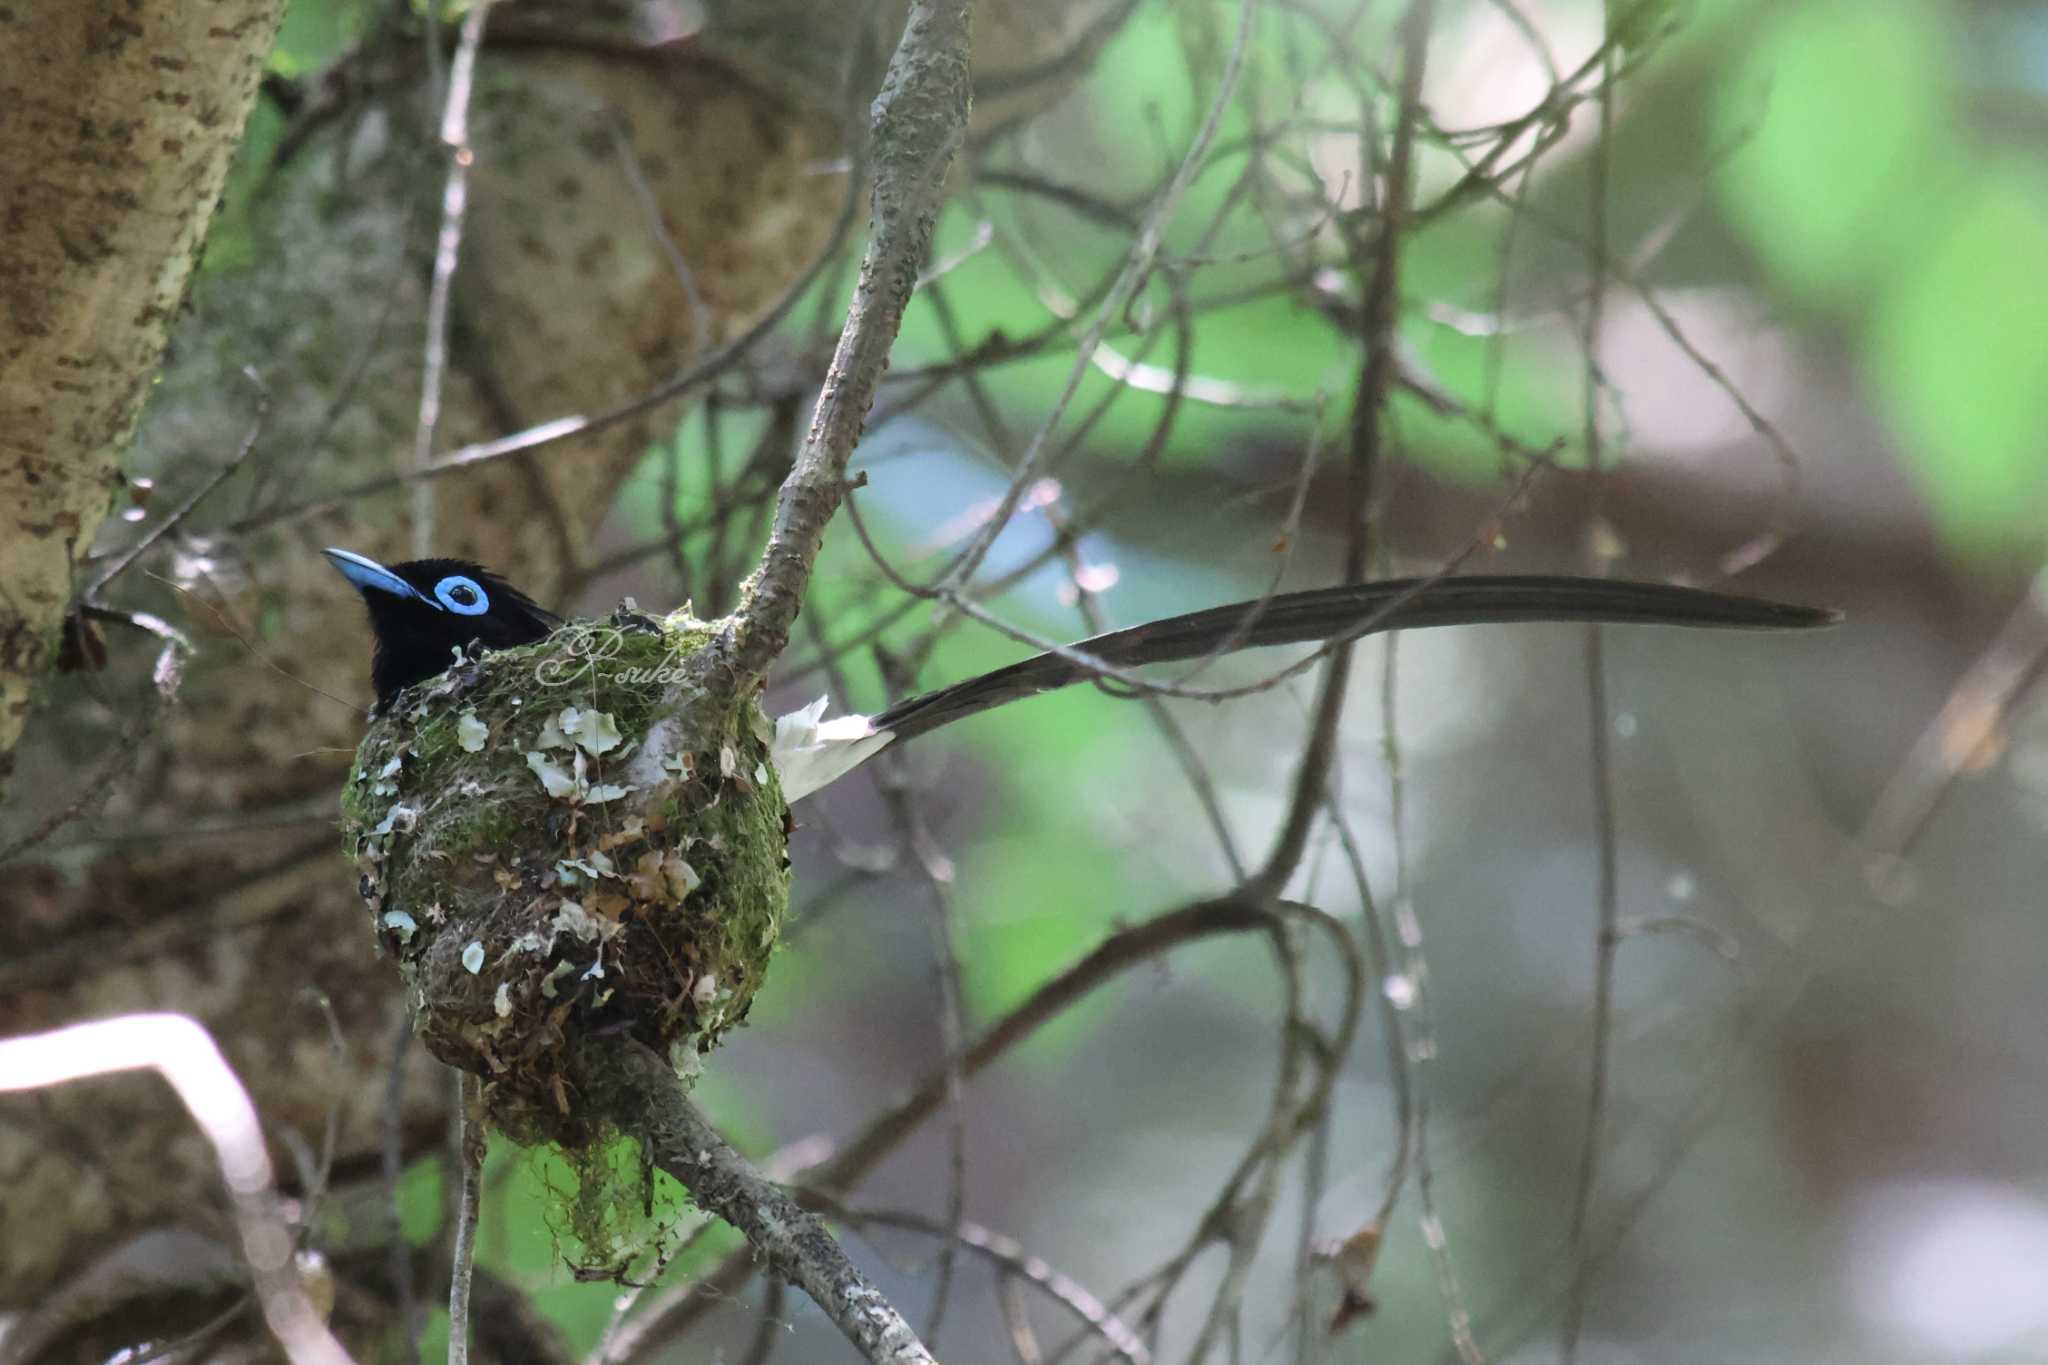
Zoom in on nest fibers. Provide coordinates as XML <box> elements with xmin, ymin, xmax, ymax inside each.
<box><xmin>340</xmin><ymin>607</ymin><xmax>789</xmax><ymax>1148</ymax></box>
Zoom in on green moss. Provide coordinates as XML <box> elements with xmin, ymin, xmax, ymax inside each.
<box><xmin>339</xmin><ymin>608</ymin><xmax>790</xmax><ymax>1153</ymax></box>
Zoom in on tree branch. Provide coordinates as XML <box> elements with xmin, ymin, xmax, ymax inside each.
<box><xmin>603</xmin><ymin>1040</ymin><xmax>937</xmax><ymax>1365</ymax></box>
<box><xmin>725</xmin><ymin>0</ymin><xmax>974</xmax><ymax>686</ymax></box>
<box><xmin>586</xmin><ymin>896</ymin><xmax>1277</xmax><ymax>1359</ymax></box>
<box><xmin>1251</xmin><ymin>0</ymin><xmax>1435</xmax><ymax>899</ymax></box>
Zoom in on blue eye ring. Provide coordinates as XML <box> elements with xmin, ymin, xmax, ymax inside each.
<box><xmin>434</xmin><ymin>575</ymin><xmax>490</xmax><ymax>616</ymax></box>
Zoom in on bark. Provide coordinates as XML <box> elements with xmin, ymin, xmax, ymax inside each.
<box><xmin>0</xmin><ymin>0</ymin><xmax>286</xmax><ymax>788</ymax></box>
<box><xmin>608</xmin><ymin>1040</ymin><xmax>939</xmax><ymax>1365</ymax></box>
<box><xmin>727</xmin><ymin>0</ymin><xmax>973</xmax><ymax>683</ymax></box>
<box><xmin>0</xmin><ymin>0</ymin><xmax>1123</xmax><ymax>1324</ymax></box>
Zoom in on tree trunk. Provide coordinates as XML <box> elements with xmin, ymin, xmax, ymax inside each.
<box><xmin>0</xmin><ymin>0</ymin><xmax>286</xmax><ymax>786</ymax></box>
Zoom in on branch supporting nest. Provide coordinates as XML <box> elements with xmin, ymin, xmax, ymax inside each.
<box><xmin>725</xmin><ymin>0</ymin><xmax>974</xmax><ymax>687</ymax></box>
<box><xmin>605</xmin><ymin>1040</ymin><xmax>938</xmax><ymax>1365</ymax></box>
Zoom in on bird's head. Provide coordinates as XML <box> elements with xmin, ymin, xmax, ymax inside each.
<box><xmin>324</xmin><ymin>548</ymin><xmax>562</xmax><ymax>708</ymax></box>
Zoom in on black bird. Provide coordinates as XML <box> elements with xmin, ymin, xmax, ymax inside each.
<box><xmin>326</xmin><ymin>547</ymin><xmax>1835</xmax><ymax>792</ymax></box>
<box><xmin>324</xmin><ymin>549</ymin><xmax>561</xmax><ymax>709</ymax></box>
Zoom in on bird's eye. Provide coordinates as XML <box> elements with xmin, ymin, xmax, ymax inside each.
<box><xmin>434</xmin><ymin>575</ymin><xmax>490</xmax><ymax>616</ymax></box>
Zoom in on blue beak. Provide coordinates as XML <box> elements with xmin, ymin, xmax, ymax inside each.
<box><xmin>324</xmin><ymin>548</ymin><xmax>438</xmax><ymax>607</ymax></box>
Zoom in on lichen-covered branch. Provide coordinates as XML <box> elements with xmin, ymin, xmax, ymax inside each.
<box><xmin>725</xmin><ymin>0</ymin><xmax>973</xmax><ymax>686</ymax></box>
<box><xmin>0</xmin><ymin>0</ymin><xmax>285</xmax><ymax>788</ymax></box>
<box><xmin>605</xmin><ymin>1040</ymin><xmax>938</xmax><ymax>1365</ymax></box>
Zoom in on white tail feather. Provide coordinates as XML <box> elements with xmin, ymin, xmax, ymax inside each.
<box><xmin>770</xmin><ymin>697</ymin><xmax>896</xmax><ymax>802</ymax></box>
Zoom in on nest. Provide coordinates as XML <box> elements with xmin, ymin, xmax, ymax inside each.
<box><xmin>339</xmin><ymin>607</ymin><xmax>790</xmax><ymax>1148</ymax></box>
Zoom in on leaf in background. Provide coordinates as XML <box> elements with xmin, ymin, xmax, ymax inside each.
<box><xmin>1713</xmin><ymin>2</ymin><xmax>1953</xmax><ymax>306</ymax></box>
<box><xmin>1866</xmin><ymin>169</ymin><xmax>2048</xmax><ymax>554</ymax></box>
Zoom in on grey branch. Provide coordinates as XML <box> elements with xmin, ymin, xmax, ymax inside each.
<box><xmin>607</xmin><ymin>1041</ymin><xmax>938</xmax><ymax>1365</ymax></box>
<box><xmin>725</xmin><ymin>0</ymin><xmax>974</xmax><ymax>686</ymax></box>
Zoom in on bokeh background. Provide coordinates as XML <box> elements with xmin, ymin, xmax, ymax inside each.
<box><xmin>16</xmin><ymin>0</ymin><xmax>2048</xmax><ymax>1360</ymax></box>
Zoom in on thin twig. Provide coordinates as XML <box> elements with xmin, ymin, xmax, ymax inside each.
<box><xmin>736</xmin><ymin>1278</ymin><xmax>790</xmax><ymax>1365</ymax></box>
<box><xmin>412</xmin><ymin>0</ymin><xmax>491</xmax><ymax>558</ymax></box>
<box><xmin>939</xmin><ymin>0</ymin><xmax>1259</xmax><ymax>593</ymax></box>
<box><xmin>447</xmin><ymin>1071</ymin><xmax>486</xmax><ymax>1364</ymax></box>
<box><xmin>1857</xmin><ymin>582</ymin><xmax>2048</xmax><ymax>864</ymax></box>
<box><xmin>799</xmin><ymin>598</ymin><xmax>973</xmax><ymax>1338</ymax></box>
<box><xmin>224</xmin><ymin>160</ymin><xmax>865</xmax><ymax>539</ymax></box>
<box><xmin>819</xmin><ymin>1200</ymin><xmax>1152</xmax><ymax>1365</ymax></box>
<box><xmin>1254</xmin><ymin>0</ymin><xmax>1432</xmax><ymax>897</ymax></box>
<box><xmin>88</xmin><ymin>367</ymin><xmax>272</xmax><ymax>601</ymax></box>
<box><xmin>1380</xmin><ymin>645</ymin><xmax>1483</xmax><ymax>1363</ymax></box>
<box><xmin>879</xmin><ymin>767</ymin><xmax>971</xmax><ymax>1340</ymax></box>
<box><xmin>582</xmin><ymin>1213</ymin><xmax>720</xmax><ymax>1365</ymax></box>
<box><xmin>1560</xmin><ymin>25</ymin><xmax>1620</xmax><ymax>1365</ymax></box>
<box><xmin>292</xmin><ymin>989</ymin><xmax>351</xmax><ymax>1237</ymax></box>
<box><xmin>607</xmin><ymin>898</ymin><xmax>1278</xmax><ymax>1356</ymax></box>
<box><xmin>609</xmin><ymin>111</ymin><xmax>713</xmax><ymax>359</ymax></box>
<box><xmin>0</xmin><ymin>606</ymin><xmax>186</xmax><ymax>865</ymax></box>
<box><xmin>383</xmin><ymin>1011</ymin><xmax>422</xmax><ymax>1362</ymax></box>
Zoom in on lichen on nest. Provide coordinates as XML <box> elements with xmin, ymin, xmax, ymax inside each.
<box><xmin>339</xmin><ymin>605</ymin><xmax>790</xmax><ymax>1150</ymax></box>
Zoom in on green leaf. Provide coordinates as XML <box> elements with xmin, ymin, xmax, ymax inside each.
<box><xmin>1713</xmin><ymin>2</ymin><xmax>1953</xmax><ymax>305</ymax></box>
<box><xmin>1865</xmin><ymin>170</ymin><xmax>2048</xmax><ymax>554</ymax></box>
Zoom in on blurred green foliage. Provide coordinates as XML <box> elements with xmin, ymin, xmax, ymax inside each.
<box><xmin>1715</xmin><ymin>0</ymin><xmax>2048</xmax><ymax>553</ymax></box>
<box><xmin>383</xmin><ymin>1101</ymin><xmax>758</xmax><ymax>1354</ymax></box>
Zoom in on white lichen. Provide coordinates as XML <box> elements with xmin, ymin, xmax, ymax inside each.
<box><xmin>551</xmin><ymin>900</ymin><xmax>621</xmax><ymax>945</ymax></box>
<box><xmin>370</xmin><ymin>754</ymin><xmax>404</xmax><ymax>796</ymax></box>
<box><xmin>527</xmin><ymin>747</ymin><xmax>635</xmax><ymax>805</ymax></box>
<box><xmin>538</xmin><ymin>705</ymin><xmax>624</xmax><ymax>757</ymax></box>
<box><xmin>572</xmin><ymin>709</ymin><xmax>623</xmax><ymax>756</ymax></box>
<box><xmin>526</xmin><ymin>750</ymin><xmax>577</xmax><ymax>798</ymax></box>
<box><xmin>555</xmin><ymin>853</ymin><xmax>615</xmax><ymax>885</ymax></box>
<box><xmin>371</xmin><ymin>803</ymin><xmax>420</xmax><ymax>837</ymax></box>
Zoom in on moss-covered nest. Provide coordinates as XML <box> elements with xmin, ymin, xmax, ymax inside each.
<box><xmin>340</xmin><ymin>606</ymin><xmax>789</xmax><ymax>1148</ymax></box>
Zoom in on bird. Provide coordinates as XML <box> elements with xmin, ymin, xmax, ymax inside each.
<box><xmin>325</xmin><ymin>547</ymin><xmax>1837</xmax><ymax>798</ymax></box>
<box><xmin>324</xmin><ymin>548</ymin><xmax>561</xmax><ymax>709</ymax></box>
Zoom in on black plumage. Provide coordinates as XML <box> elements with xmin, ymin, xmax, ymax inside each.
<box><xmin>872</xmin><ymin>574</ymin><xmax>1838</xmax><ymax>741</ymax></box>
<box><xmin>324</xmin><ymin>549</ymin><xmax>561</xmax><ymax>708</ymax></box>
